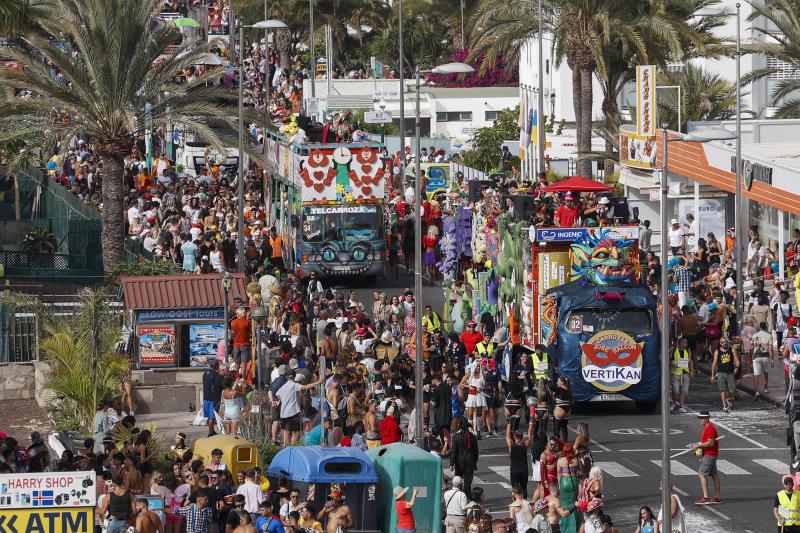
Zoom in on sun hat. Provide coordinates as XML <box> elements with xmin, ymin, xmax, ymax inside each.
<box><xmin>467</xmin><ymin>320</ymin><xmax>477</xmax><ymax>327</ymax></box>
<box><xmin>696</xmin><ymin>410</ymin><xmax>711</xmax><ymax>418</ymax></box>
<box><xmin>564</xmin><ymin>192</ymin><xmax>574</xmax><ymax>201</ymax></box>
<box><xmin>381</xmin><ymin>331</ymin><xmax>393</xmax><ymax>343</ymax></box>
<box><xmin>671</xmin><ymin>218</ymin><xmax>679</xmax><ymax>225</ymax></box>
<box><xmin>277</xmin><ymin>364</ymin><xmax>287</xmax><ymax>376</ymax></box>
<box><xmin>288</xmin><ymin>358</ymin><xmax>299</xmax><ymax>370</ymax></box>
<box><xmin>393</xmin><ymin>486</ymin><xmax>409</xmax><ymax>500</ymax></box>
<box><xmin>533</xmin><ymin>499</ymin><xmax>549</xmax><ymax>513</ymax></box>
<box><xmin>586</xmin><ymin>498</ymin><xmax>603</xmax><ymax>512</ymax></box>
<box><xmin>598</xmin><ymin>196</ymin><xmax>610</xmax><ymax>205</ymax></box>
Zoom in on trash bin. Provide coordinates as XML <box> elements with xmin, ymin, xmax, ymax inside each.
<box><xmin>193</xmin><ymin>434</ymin><xmax>260</xmax><ymax>479</ymax></box>
<box><xmin>366</xmin><ymin>442</ymin><xmax>442</xmax><ymax>533</ymax></box>
<box><xmin>267</xmin><ymin>446</ymin><xmax>379</xmax><ymax>532</ymax></box>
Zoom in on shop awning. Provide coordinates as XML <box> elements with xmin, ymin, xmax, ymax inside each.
<box><xmin>121</xmin><ymin>273</ymin><xmax>247</xmax><ymax>311</ymax></box>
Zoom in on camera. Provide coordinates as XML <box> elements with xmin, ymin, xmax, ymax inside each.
<box><xmin>82</xmin><ymin>476</ymin><xmax>94</xmax><ymax>488</ymax></box>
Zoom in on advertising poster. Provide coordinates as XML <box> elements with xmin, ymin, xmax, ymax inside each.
<box><xmin>138</xmin><ymin>326</ymin><xmax>175</xmax><ymax>366</ymax></box>
<box><xmin>538</xmin><ymin>252</ymin><xmax>571</xmax><ymax>292</ymax></box>
<box><xmin>0</xmin><ymin>507</ymin><xmax>93</xmax><ymax>533</ymax></box>
<box><xmin>636</xmin><ymin>65</ymin><xmax>656</xmax><ymax>137</ymax></box>
<box><xmin>189</xmin><ymin>324</ymin><xmax>224</xmax><ymax>367</ymax></box>
<box><xmin>580</xmin><ymin>330</ymin><xmax>644</xmax><ymax>392</ymax></box>
<box><xmin>679</xmin><ymin>198</ymin><xmax>725</xmax><ymax>251</ymax></box>
<box><xmin>619</xmin><ymin>127</ymin><xmax>657</xmax><ymax>170</ymax></box>
<box><xmin>0</xmin><ymin>472</ymin><xmax>96</xmax><ymax>509</ymax></box>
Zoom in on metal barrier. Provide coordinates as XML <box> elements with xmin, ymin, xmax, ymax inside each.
<box><xmin>450</xmin><ymin>162</ymin><xmax>487</xmax><ymax>181</ymax></box>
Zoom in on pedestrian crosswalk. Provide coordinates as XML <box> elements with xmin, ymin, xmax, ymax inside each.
<box><xmin>479</xmin><ymin>458</ymin><xmax>792</xmax><ymax>482</ymax></box>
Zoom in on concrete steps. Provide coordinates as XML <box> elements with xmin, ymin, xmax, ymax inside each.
<box><xmin>132</xmin><ymin>369</ymin><xmax>199</xmax><ymax>415</ymax></box>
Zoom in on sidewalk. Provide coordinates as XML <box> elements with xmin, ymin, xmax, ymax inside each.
<box><xmin>696</xmin><ymin>355</ymin><xmax>788</xmax><ymax>408</ymax></box>
<box><xmin>137</xmin><ymin>411</ymin><xmax>211</xmax><ymax>444</ymax></box>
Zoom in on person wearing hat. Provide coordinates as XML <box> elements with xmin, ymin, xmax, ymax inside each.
<box><xmin>450</xmin><ymin>417</ymin><xmax>479</xmax><ymax>495</ymax></box>
<box><xmin>443</xmin><ymin>476</ymin><xmax>469</xmax><ymax>533</ymax></box>
<box><xmin>668</xmin><ymin>218</ymin><xmax>686</xmax><ymax>256</ymax></box>
<box><xmin>582</xmin><ymin>498</ymin><xmax>613</xmax><ymax>533</ymax></box>
<box><xmin>460</xmin><ymin>320</ymin><xmax>483</xmax><ymax>356</ymax></box>
<box><xmin>317</xmin><ymin>486</ymin><xmax>353</xmax><ymax>532</ymax></box>
<box><xmin>554</xmin><ymin>192</ymin><xmax>580</xmax><ymax>228</ymax></box>
<box><xmin>774</xmin><ymin>475</ymin><xmax>800</xmax><ymax>532</ymax></box>
<box><xmin>691</xmin><ymin>411</ymin><xmax>721</xmax><ymax>505</ymax></box>
<box><xmin>394</xmin><ymin>486</ymin><xmax>419</xmax><ymax>533</ymax></box>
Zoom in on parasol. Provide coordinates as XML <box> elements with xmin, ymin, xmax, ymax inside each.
<box><xmin>540</xmin><ymin>175</ymin><xmax>614</xmax><ymax>193</ymax></box>
<box><xmin>171</xmin><ymin>17</ymin><xmax>201</xmax><ymax>28</ymax></box>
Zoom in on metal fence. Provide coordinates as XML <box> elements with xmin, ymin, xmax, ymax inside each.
<box><xmin>450</xmin><ymin>162</ymin><xmax>487</xmax><ymax>181</ymax></box>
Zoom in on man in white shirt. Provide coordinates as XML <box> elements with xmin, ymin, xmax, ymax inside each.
<box><xmin>443</xmin><ymin>476</ymin><xmax>469</xmax><ymax>533</ymax></box>
<box><xmin>279</xmin><ymin>489</ymin><xmax>301</xmax><ymax>524</ymax></box>
<box><xmin>751</xmin><ymin>321</ymin><xmax>774</xmax><ymax>400</ymax></box>
<box><xmin>276</xmin><ymin>370</ymin><xmax>320</xmax><ymax>444</ymax></box>
<box><xmin>127</xmin><ymin>203</ymin><xmax>140</xmax><ymax>226</ymax></box>
<box><xmin>235</xmin><ymin>468</ymin><xmax>264</xmax><ymax>519</ymax></box>
<box><xmin>685</xmin><ymin>213</ymin><xmax>698</xmax><ymax>253</ymax></box>
<box><xmin>668</xmin><ymin>219</ymin><xmax>685</xmax><ymax>256</ymax></box>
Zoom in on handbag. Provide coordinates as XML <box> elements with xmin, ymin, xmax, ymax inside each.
<box><xmin>705</xmin><ymin>323</ymin><xmax>721</xmax><ymax>339</ymax></box>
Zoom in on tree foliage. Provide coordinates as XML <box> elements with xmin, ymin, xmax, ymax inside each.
<box><xmin>429</xmin><ymin>50</ymin><xmax>517</xmax><ymax>87</ymax></box>
<box><xmin>463</xmin><ymin>108</ymin><xmax>519</xmax><ymax>171</ymax></box>
<box><xmin>657</xmin><ymin>64</ymin><xmax>737</xmax><ymax>132</ymax></box>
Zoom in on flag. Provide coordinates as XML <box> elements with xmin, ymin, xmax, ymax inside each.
<box><xmin>32</xmin><ymin>490</ymin><xmax>54</xmax><ymax>507</ymax></box>
<box><xmin>531</xmin><ymin>110</ymin><xmax>539</xmax><ymax>147</ymax></box>
<box><xmin>518</xmin><ymin>91</ymin><xmax>527</xmax><ymax>160</ymax></box>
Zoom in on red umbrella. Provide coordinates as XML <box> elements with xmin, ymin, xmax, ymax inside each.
<box><xmin>539</xmin><ymin>176</ymin><xmax>614</xmax><ymax>193</ymax></box>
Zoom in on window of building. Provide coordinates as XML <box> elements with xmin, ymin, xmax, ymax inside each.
<box><xmin>436</xmin><ymin>111</ymin><xmax>472</xmax><ymax>122</ymax></box>
<box><xmin>485</xmin><ymin>110</ymin><xmax>500</xmax><ymax>121</ymax></box>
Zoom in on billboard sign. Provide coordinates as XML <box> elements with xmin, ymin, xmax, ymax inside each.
<box><xmin>0</xmin><ymin>472</ymin><xmax>96</xmax><ymax>509</ymax></box>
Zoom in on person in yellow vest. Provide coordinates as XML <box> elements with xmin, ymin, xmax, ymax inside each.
<box><xmin>474</xmin><ymin>331</ymin><xmax>496</xmax><ymax>359</ymax></box>
<box><xmin>268</xmin><ymin>226</ymin><xmax>284</xmax><ymax>272</ymax></box>
<box><xmin>422</xmin><ymin>305</ymin><xmax>442</xmax><ymax>332</ymax></box>
<box><xmin>793</xmin><ymin>265</ymin><xmax>800</xmax><ymax>315</ymax></box>
<box><xmin>531</xmin><ymin>344</ymin><xmax>551</xmax><ymax>386</ymax></box>
<box><xmin>774</xmin><ymin>475</ymin><xmax>800</xmax><ymax>532</ymax></box>
<box><xmin>671</xmin><ymin>337</ymin><xmax>694</xmax><ymax>413</ymax></box>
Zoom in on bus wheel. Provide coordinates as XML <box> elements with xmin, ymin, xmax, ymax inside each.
<box><xmin>636</xmin><ymin>401</ymin><xmax>657</xmax><ymax>414</ymax></box>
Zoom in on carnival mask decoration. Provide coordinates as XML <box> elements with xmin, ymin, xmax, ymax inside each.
<box><xmin>570</xmin><ymin>229</ymin><xmax>637</xmax><ymax>285</ymax></box>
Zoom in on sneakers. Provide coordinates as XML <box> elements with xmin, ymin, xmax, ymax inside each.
<box><xmin>792</xmin><ymin>459</ymin><xmax>800</xmax><ymax>470</ymax></box>
<box><xmin>723</xmin><ymin>407</ymin><xmax>729</xmax><ymax>414</ymax></box>
<box><xmin>765</xmin><ymin>387</ymin><xmax>770</xmax><ymax>394</ymax></box>
<box><xmin>726</xmin><ymin>399</ymin><xmax>733</xmax><ymax>412</ymax></box>
<box><xmin>709</xmin><ymin>497</ymin><xmax>721</xmax><ymax>504</ymax></box>
<box><xmin>695</xmin><ymin>497</ymin><xmax>712</xmax><ymax>505</ymax></box>
<box><xmin>679</xmin><ymin>406</ymin><xmax>688</xmax><ymax>413</ymax></box>
<box><xmin>754</xmin><ymin>392</ymin><xmax>760</xmax><ymax>401</ymax></box>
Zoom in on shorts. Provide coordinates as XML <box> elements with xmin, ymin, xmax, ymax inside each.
<box><xmin>671</xmin><ymin>373</ymin><xmax>690</xmax><ymax>397</ymax></box>
<box><xmin>270</xmin><ymin>403</ymin><xmax>281</xmax><ymax>420</ymax></box>
<box><xmin>684</xmin><ymin>334</ymin><xmax>698</xmax><ymax>352</ymax></box>
<box><xmin>698</xmin><ymin>454</ymin><xmax>718</xmax><ymax>477</ymax></box>
<box><xmin>233</xmin><ymin>345</ymin><xmax>251</xmax><ymax>364</ymax></box>
<box><xmin>485</xmin><ymin>391</ymin><xmax>500</xmax><ymax>409</ymax></box>
<box><xmin>716</xmin><ymin>372</ymin><xmax>736</xmax><ymax>393</ymax></box>
<box><xmin>203</xmin><ymin>400</ymin><xmax>217</xmax><ymax>419</ymax></box>
<box><xmin>753</xmin><ymin>356</ymin><xmax>771</xmax><ymax>376</ymax></box>
<box><xmin>280</xmin><ymin>413</ymin><xmax>302</xmax><ymax>432</ymax></box>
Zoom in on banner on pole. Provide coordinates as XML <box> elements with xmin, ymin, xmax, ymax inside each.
<box><xmin>636</xmin><ymin>65</ymin><xmax>656</xmax><ymax>137</ymax></box>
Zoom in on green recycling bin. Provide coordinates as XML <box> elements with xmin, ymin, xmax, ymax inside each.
<box><xmin>366</xmin><ymin>442</ymin><xmax>442</xmax><ymax>533</ymax></box>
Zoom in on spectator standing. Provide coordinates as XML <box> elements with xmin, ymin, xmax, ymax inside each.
<box><xmin>235</xmin><ymin>469</ymin><xmax>264</xmax><ymax>522</ymax></box>
<box><xmin>752</xmin><ymin>321</ymin><xmax>775</xmax><ymax>400</ymax></box>
<box><xmin>202</xmin><ymin>360</ymin><xmax>224</xmax><ymax>437</ymax></box>
<box><xmin>393</xmin><ymin>487</ymin><xmax>419</xmax><ymax>533</ymax></box>
<box><xmin>639</xmin><ymin>220</ymin><xmax>652</xmax><ymax>254</ymax></box>
<box><xmin>443</xmin><ymin>476</ymin><xmax>469</xmax><ymax>533</ymax></box>
<box><xmin>668</xmin><ymin>219</ymin><xmax>685</xmax><ymax>256</ymax></box>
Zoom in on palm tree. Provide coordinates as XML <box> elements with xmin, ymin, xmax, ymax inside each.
<box><xmin>0</xmin><ymin>0</ymin><xmax>51</xmax><ymax>35</ymax></box>
<box><xmin>658</xmin><ymin>63</ymin><xmax>736</xmax><ymax>132</ymax></box>
<box><xmin>470</xmin><ymin>0</ymin><xmax>722</xmax><ymax>177</ymax></box>
<box><xmin>742</xmin><ymin>0</ymin><xmax>800</xmax><ymax>118</ymax></box>
<box><xmin>2</xmin><ymin>288</ymin><xmax>129</xmax><ymax>433</ymax></box>
<box><xmin>0</xmin><ymin>0</ymin><xmax>265</xmax><ymax>272</ymax></box>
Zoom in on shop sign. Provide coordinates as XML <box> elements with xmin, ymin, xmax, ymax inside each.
<box><xmin>731</xmin><ymin>156</ymin><xmax>773</xmax><ymax>190</ymax></box>
<box><xmin>536</xmin><ymin>226</ymin><xmax>639</xmax><ymax>243</ymax></box>
<box><xmin>580</xmin><ymin>330</ymin><xmax>644</xmax><ymax>392</ymax></box>
<box><xmin>619</xmin><ymin>127</ymin><xmax>657</xmax><ymax>170</ymax></box>
<box><xmin>138</xmin><ymin>326</ymin><xmax>175</xmax><ymax>366</ymax></box>
<box><xmin>138</xmin><ymin>308</ymin><xmax>225</xmax><ymax>322</ymax></box>
<box><xmin>636</xmin><ymin>65</ymin><xmax>656</xmax><ymax>137</ymax></box>
<box><xmin>0</xmin><ymin>506</ymin><xmax>93</xmax><ymax>533</ymax></box>
<box><xmin>189</xmin><ymin>323</ymin><xmax>225</xmax><ymax>367</ymax></box>
<box><xmin>0</xmin><ymin>472</ymin><xmax>96</xmax><ymax>509</ymax></box>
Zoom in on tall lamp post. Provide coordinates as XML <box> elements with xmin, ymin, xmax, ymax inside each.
<box><xmin>237</xmin><ymin>18</ymin><xmax>287</xmax><ymax>271</ymax></box>
<box><xmin>414</xmin><ymin>61</ymin><xmax>475</xmax><ymax>447</ymax></box>
<box><xmin>260</xmin><ymin>20</ymin><xmax>288</xmax><ymax>118</ymax></box>
<box><xmin>398</xmin><ymin>0</ymin><xmax>405</xmax><ymax>160</ymax></box>
<box><xmin>221</xmin><ymin>271</ymin><xmax>232</xmax><ymax>359</ymax></box>
<box><xmin>659</xmin><ymin>126</ymin><xmax>737</xmax><ymax>532</ymax></box>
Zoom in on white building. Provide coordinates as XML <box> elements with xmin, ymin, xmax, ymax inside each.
<box><xmin>302</xmin><ymin>79</ymin><xmax>519</xmax><ymax>141</ymax></box>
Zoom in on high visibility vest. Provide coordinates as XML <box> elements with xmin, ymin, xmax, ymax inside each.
<box><xmin>422</xmin><ymin>313</ymin><xmax>441</xmax><ymax>332</ymax></box>
<box><xmin>672</xmin><ymin>349</ymin><xmax>691</xmax><ymax>376</ymax></box>
<box><xmin>531</xmin><ymin>352</ymin><xmax>549</xmax><ymax>381</ymax></box>
<box><xmin>777</xmin><ymin>490</ymin><xmax>800</xmax><ymax>526</ymax></box>
<box><xmin>475</xmin><ymin>342</ymin><xmax>495</xmax><ymax>357</ymax></box>
<box><xmin>269</xmin><ymin>235</ymin><xmax>283</xmax><ymax>258</ymax></box>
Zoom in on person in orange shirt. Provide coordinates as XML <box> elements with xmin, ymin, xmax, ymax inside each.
<box><xmin>230</xmin><ymin>308</ymin><xmax>252</xmax><ymax>381</ymax></box>
<box><xmin>269</xmin><ymin>226</ymin><xmax>284</xmax><ymax>272</ymax></box>
<box><xmin>724</xmin><ymin>227</ymin><xmax>735</xmax><ymax>256</ymax></box>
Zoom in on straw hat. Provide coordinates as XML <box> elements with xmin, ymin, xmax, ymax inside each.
<box><xmin>393</xmin><ymin>486</ymin><xmax>409</xmax><ymax>500</ymax></box>
<box><xmin>586</xmin><ymin>498</ymin><xmax>603</xmax><ymax>513</ymax></box>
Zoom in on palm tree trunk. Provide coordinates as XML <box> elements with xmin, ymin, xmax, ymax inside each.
<box><xmin>276</xmin><ymin>28</ymin><xmax>291</xmax><ymax>71</ymax></box>
<box><xmin>601</xmin><ymin>93</ymin><xmax>617</xmax><ymax>179</ymax></box>
<box><xmin>577</xmin><ymin>67</ymin><xmax>594</xmax><ymax>177</ymax></box>
<box><xmin>572</xmin><ymin>67</ymin><xmax>582</xmax><ymax>143</ymax></box>
<box><xmin>99</xmin><ymin>153</ymin><xmax>126</xmax><ymax>272</ymax></box>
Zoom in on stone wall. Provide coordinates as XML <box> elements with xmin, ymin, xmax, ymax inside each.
<box><xmin>0</xmin><ymin>363</ymin><xmax>36</xmax><ymax>401</ymax></box>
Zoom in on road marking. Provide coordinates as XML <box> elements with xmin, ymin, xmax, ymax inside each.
<box><xmin>594</xmin><ymin>461</ymin><xmax>638</xmax><ymax>478</ymax></box>
<box><xmin>472</xmin><ymin>476</ymin><xmax>485</xmax><ymax>484</ymax></box>
<box><xmin>674</xmin><ymin>485</ymin><xmax>730</xmax><ymax>520</ymax></box>
<box><xmin>715</xmin><ymin>459</ymin><xmax>750</xmax><ymax>475</ymax></box>
<box><xmin>612</xmin><ymin>447</ymin><xmax>786</xmax><ymax>452</ymax></box>
<box><xmin>569</xmin><ymin>426</ymin><xmax>611</xmax><ymax>452</ymax></box>
<box><xmin>489</xmin><ymin>466</ymin><xmax>510</xmax><ymax>478</ymax></box>
<box><xmin>474</xmin><ymin>472</ymin><xmax>514</xmax><ymax>489</ymax></box>
<box><xmin>651</xmin><ymin>459</ymin><xmax>696</xmax><ymax>475</ymax></box>
<box><xmin>752</xmin><ymin>458</ymin><xmax>789</xmax><ymax>473</ymax></box>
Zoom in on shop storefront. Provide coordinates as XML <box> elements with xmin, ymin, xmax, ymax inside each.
<box><xmin>121</xmin><ymin>273</ymin><xmax>247</xmax><ymax>368</ymax></box>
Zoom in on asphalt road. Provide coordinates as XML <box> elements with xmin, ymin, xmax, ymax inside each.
<box><xmin>334</xmin><ymin>274</ymin><xmax>788</xmax><ymax>531</ymax></box>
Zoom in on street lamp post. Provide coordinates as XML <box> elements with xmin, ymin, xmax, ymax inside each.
<box><xmin>398</xmin><ymin>0</ymin><xmax>405</xmax><ymax>160</ymax></box>
<box><xmin>537</xmin><ymin>0</ymin><xmax>545</xmax><ymax>173</ymax></box>
<box><xmin>309</xmin><ymin>0</ymin><xmax>315</xmax><ymax>98</ymax></box>
<box><xmin>237</xmin><ymin>18</ymin><xmax>287</xmax><ymax>272</ymax></box>
<box><xmin>221</xmin><ymin>272</ymin><xmax>232</xmax><ymax>359</ymax></box>
<box><xmin>660</xmin><ymin>126</ymin><xmax>737</xmax><ymax>532</ymax></box>
<box><xmin>414</xmin><ymin>61</ymin><xmax>474</xmax><ymax>447</ymax></box>
<box><xmin>379</xmin><ymin>98</ymin><xmax>387</xmax><ymax>144</ymax></box>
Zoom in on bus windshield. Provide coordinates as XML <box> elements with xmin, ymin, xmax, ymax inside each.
<box><xmin>566</xmin><ymin>308</ymin><xmax>652</xmax><ymax>337</ymax></box>
<box><xmin>302</xmin><ymin>205</ymin><xmax>383</xmax><ymax>243</ymax></box>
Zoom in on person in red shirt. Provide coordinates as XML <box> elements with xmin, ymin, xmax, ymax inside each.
<box><xmin>380</xmin><ymin>403</ymin><xmax>402</xmax><ymax>444</ymax></box>
<box><xmin>460</xmin><ymin>321</ymin><xmax>483</xmax><ymax>355</ymax></box>
<box><xmin>230</xmin><ymin>308</ymin><xmax>252</xmax><ymax>381</ymax></box>
<box><xmin>393</xmin><ymin>486</ymin><xmax>419</xmax><ymax>533</ymax></box>
<box><xmin>691</xmin><ymin>411</ymin><xmax>721</xmax><ymax>505</ymax></box>
<box><xmin>554</xmin><ymin>192</ymin><xmax>581</xmax><ymax>228</ymax></box>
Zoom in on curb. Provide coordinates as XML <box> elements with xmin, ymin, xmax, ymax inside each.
<box><xmin>695</xmin><ymin>363</ymin><xmax>784</xmax><ymax>409</ymax></box>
